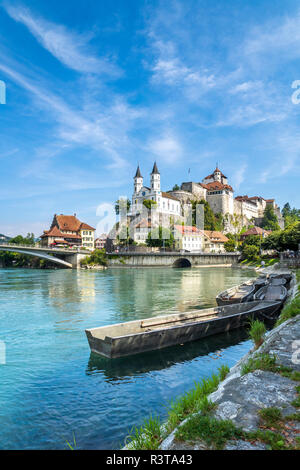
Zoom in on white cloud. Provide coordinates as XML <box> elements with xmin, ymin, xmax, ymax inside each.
<box><xmin>244</xmin><ymin>12</ymin><xmax>300</xmax><ymax>60</ymax></box>
<box><xmin>148</xmin><ymin>132</ymin><xmax>182</xmax><ymax>164</ymax></box>
<box><xmin>0</xmin><ymin>221</ymin><xmax>47</xmax><ymax>238</ymax></box>
<box><xmin>216</xmin><ymin>80</ymin><xmax>290</xmax><ymax>127</ymax></box>
<box><xmin>0</xmin><ymin>61</ymin><xmax>137</xmax><ymax>169</ymax></box>
<box><xmin>232</xmin><ymin>163</ymin><xmax>247</xmax><ymax>190</ymax></box>
<box><xmin>259</xmin><ymin>131</ymin><xmax>300</xmax><ymax>183</ymax></box>
<box><xmin>3</xmin><ymin>4</ymin><xmax>120</xmax><ymax>76</ymax></box>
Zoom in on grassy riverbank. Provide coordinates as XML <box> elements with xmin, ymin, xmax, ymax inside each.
<box><xmin>240</xmin><ymin>257</ymin><xmax>279</xmax><ymax>268</ymax></box>
<box><xmin>125</xmin><ymin>365</ymin><xmax>230</xmax><ymax>450</ymax></box>
<box><xmin>125</xmin><ymin>269</ymin><xmax>300</xmax><ymax>451</ymax></box>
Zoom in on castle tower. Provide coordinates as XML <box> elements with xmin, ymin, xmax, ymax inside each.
<box><xmin>134</xmin><ymin>165</ymin><xmax>143</xmax><ymax>194</ymax></box>
<box><xmin>214</xmin><ymin>167</ymin><xmax>222</xmax><ymax>182</ymax></box>
<box><xmin>151</xmin><ymin>162</ymin><xmax>160</xmax><ymax>192</ymax></box>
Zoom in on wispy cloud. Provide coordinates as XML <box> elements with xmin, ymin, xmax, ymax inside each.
<box><xmin>259</xmin><ymin>130</ymin><xmax>300</xmax><ymax>183</ymax></box>
<box><xmin>244</xmin><ymin>12</ymin><xmax>300</xmax><ymax>61</ymax></box>
<box><xmin>0</xmin><ymin>59</ymin><xmax>137</xmax><ymax>169</ymax></box>
<box><xmin>3</xmin><ymin>3</ymin><xmax>120</xmax><ymax>76</ymax></box>
<box><xmin>147</xmin><ymin>131</ymin><xmax>182</xmax><ymax>164</ymax></box>
<box><xmin>232</xmin><ymin>163</ymin><xmax>247</xmax><ymax>190</ymax></box>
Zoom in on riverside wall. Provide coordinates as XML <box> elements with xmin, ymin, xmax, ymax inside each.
<box><xmin>108</xmin><ymin>252</ymin><xmax>239</xmax><ymax>267</ymax></box>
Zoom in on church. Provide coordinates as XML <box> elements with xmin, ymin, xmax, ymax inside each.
<box><xmin>131</xmin><ymin>162</ymin><xmax>182</xmax><ymax>219</ymax></box>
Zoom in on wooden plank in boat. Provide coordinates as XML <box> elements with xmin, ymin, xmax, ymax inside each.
<box><xmin>141</xmin><ymin>310</ymin><xmax>219</xmax><ymax>329</ymax></box>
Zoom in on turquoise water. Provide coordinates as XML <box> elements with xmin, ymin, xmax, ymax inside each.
<box><xmin>0</xmin><ymin>267</ymin><xmax>255</xmax><ymax>450</ymax></box>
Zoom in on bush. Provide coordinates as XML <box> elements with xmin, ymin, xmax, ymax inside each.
<box><xmin>242</xmin><ymin>244</ymin><xmax>260</xmax><ymax>261</ymax></box>
<box><xmin>80</xmin><ymin>249</ymin><xmax>107</xmax><ymax>267</ymax></box>
<box><xmin>224</xmin><ymin>239</ymin><xmax>236</xmax><ymax>252</ymax></box>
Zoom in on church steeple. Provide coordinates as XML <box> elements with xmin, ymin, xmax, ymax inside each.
<box><xmin>151</xmin><ymin>162</ymin><xmax>160</xmax><ymax>192</ymax></box>
<box><xmin>134</xmin><ymin>165</ymin><xmax>143</xmax><ymax>194</ymax></box>
<box><xmin>151</xmin><ymin>161</ymin><xmax>160</xmax><ymax>175</ymax></box>
<box><xmin>135</xmin><ymin>165</ymin><xmax>142</xmax><ymax>178</ymax></box>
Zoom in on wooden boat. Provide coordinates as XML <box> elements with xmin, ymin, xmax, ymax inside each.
<box><xmin>216</xmin><ymin>278</ymin><xmax>267</xmax><ymax>306</ymax></box>
<box><xmin>85</xmin><ymin>301</ymin><xmax>281</xmax><ymax>358</ymax></box>
<box><xmin>269</xmin><ymin>273</ymin><xmax>292</xmax><ymax>286</ymax></box>
<box><xmin>254</xmin><ymin>285</ymin><xmax>287</xmax><ymax>303</ymax></box>
<box><xmin>270</xmin><ymin>278</ymin><xmax>287</xmax><ymax>286</ymax></box>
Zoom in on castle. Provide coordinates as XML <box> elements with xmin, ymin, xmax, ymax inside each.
<box><xmin>130</xmin><ymin>163</ymin><xmax>284</xmax><ymax>243</ymax></box>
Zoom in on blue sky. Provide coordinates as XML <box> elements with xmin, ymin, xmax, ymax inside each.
<box><xmin>0</xmin><ymin>0</ymin><xmax>300</xmax><ymax>236</ymax></box>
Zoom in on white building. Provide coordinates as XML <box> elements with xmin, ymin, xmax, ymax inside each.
<box><xmin>173</xmin><ymin>225</ymin><xmax>204</xmax><ymax>252</ymax></box>
<box><xmin>131</xmin><ymin>163</ymin><xmax>182</xmax><ymax>244</ymax></box>
<box><xmin>131</xmin><ymin>163</ymin><xmax>181</xmax><ymax>219</ymax></box>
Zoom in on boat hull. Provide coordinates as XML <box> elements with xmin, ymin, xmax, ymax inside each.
<box><xmin>85</xmin><ymin>301</ymin><xmax>280</xmax><ymax>359</ymax></box>
<box><xmin>216</xmin><ymin>280</ymin><xmax>266</xmax><ymax>306</ymax></box>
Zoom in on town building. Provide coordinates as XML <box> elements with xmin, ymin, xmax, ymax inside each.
<box><xmin>203</xmin><ymin>231</ymin><xmax>229</xmax><ymax>253</ymax></box>
<box><xmin>95</xmin><ymin>234</ymin><xmax>108</xmax><ymax>250</ymax></box>
<box><xmin>41</xmin><ymin>214</ymin><xmax>95</xmax><ymax>250</ymax></box>
<box><xmin>240</xmin><ymin>226</ymin><xmax>272</xmax><ymax>241</ymax></box>
<box><xmin>173</xmin><ymin>225</ymin><xmax>204</xmax><ymax>252</ymax></box>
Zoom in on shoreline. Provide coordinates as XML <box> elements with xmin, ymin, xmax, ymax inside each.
<box><xmin>124</xmin><ymin>267</ymin><xmax>299</xmax><ymax>451</ymax></box>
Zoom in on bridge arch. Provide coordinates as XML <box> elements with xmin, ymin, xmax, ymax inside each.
<box><xmin>173</xmin><ymin>258</ymin><xmax>192</xmax><ymax>268</ymax></box>
<box><xmin>0</xmin><ymin>247</ymin><xmax>72</xmax><ymax>268</ymax></box>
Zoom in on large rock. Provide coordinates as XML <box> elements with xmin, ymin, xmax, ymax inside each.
<box><xmin>212</xmin><ymin>370</ymin><xmax>298</xmax><ymax>432</ymax></box>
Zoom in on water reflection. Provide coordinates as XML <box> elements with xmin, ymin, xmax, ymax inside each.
<box><xmin>107</xmin><ymin>267</ymin><xmax>255</xmax><ymax>324</ymax></box>
<box><xmin>86</xmin><ymin>328</ymin><xmax>249</xmax><ymax>383</ymax></box>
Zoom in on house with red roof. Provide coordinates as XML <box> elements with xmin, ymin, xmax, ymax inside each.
<box><xmin>41</xmin><ymin>214</ymin><xmax>95</xmax><ymax>250</ymax></box>
<box><xmin>240</xmin><ymin>226</ymin><xmax>272</xmax><ymax>241</ymax></box>
<box><xmin>173</xmin><ymin>225</ymin><xmax>204</xmax><ymax>252</ymax></box>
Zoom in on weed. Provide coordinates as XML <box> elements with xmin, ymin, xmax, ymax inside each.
<box><xmin>175</xmin><ymin>414</ymin><xmax>243</xmax><ymax>450</ymax></box>
<box><xmin>259</xmin><ymin>407</ymin><xmax>282</xmax><ymax>429</ymax></box>
<box><xmin>248</xmin><ymin>319</ymin><xmax>266</xmax><ymax>349</ymax></box>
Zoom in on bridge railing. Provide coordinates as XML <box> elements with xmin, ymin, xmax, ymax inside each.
<box><xmin>0</xmin><ymin>243</ymin><xmax>82</xmax><ymax>253</ymax></box>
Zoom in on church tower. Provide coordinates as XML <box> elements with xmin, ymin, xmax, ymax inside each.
<box><xmin>151</xmin><ymin>162</ymin><xmax>160</xmax><ymax>192</ymax></box>
<box><xmin>134</xmin><ymin>165</ymin><xmax>143</xmax><ymax>194</ymax></box>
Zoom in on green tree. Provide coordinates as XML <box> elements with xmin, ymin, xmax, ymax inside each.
<box><xmin>172</xmin><ymin>184</ymin><xmax>180</xmax><ymax>191</ymax></box>
<box><xmin>143</xmin><ymin>199</ymin><xmax>157</xmax><ymax>210</ymax></box>
<box><xmin>282</xmin><ymin>203</ymin><xmax>300</xmax><ymax>227</ymax></box>
<box><xmin>224</xmin><ymin>239</ymin><xmax>236</xmax><ymax>252</ymax></box>
<box><xmin>241</xmin><ymin>235</ymin><xmax>261</xmax><ymax>249</ymax></box>
<box><xmin>261</xmin><ymin>206</ymin><xmax>280</xmax><ymax>231</ymax></box>
<box><xmin>282</xmin><ymin>203</ymin><xmax>291</xmax><ymax>219</ymax></box>
<box><xmin>191</xmin><ymin>199</ymin><xmax>220</xmax><ymax>231</ymax></box>
<box><xmin>261</xmin><ymin>231</ymin><xmax>281</xmax><ymax>251</ymax></box>
<box><xmin>146</xmin><ymin>226</ymin><xmax>174</xmax><ymax>248</ymax></box>
<box><xmin>242</xmin><ymin>244</ymin><xmax>260</xmax><ymax>261</ymax></box>
<box><xmin>115</xmin><ymin>198</ymin><xmax>131</xmax><ymax>215</ymax></box>
<box><xmin>279</xmin><ymin>221</ymin><xmax>300</xmax><ymax>251</ymax></box>
<box><xmin>81</xmin><ymin>249</ymin><xmax>108</xmax><ymax>267</ymax></box>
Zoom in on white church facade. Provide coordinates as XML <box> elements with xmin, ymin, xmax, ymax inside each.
<box><xmin>131</xmin><ymin>163</ymin><xmax>181</xmax><ymax>220</ymax></box>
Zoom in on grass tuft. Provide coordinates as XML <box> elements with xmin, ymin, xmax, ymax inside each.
<box><xmin>125</xmin><ymin>415</ymin><xmax>162</xmax><ymax>450</ymax></box>
<box><xmin>259</xmin><ymin>407</ymin><xmax>282</xmax><ymax>429</ymax></box>
<box><xmin>175</xmin><ymin>414</ymin><xmax>243</xmax><ymax>450</ymax></box>
<box><xmin>248</xmin><ymin>319</ymin><xmax>266</xmax><ymax>349</ymax></box>
<box><xmin>276</xmin><ymin>295</ymin><xmax>300</xmax><ymax>327</ymax></box>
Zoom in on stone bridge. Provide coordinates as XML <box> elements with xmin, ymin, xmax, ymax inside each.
<box><xmin>108</xmin><ymin>252</ymin><xmax>240</xmax><ymax>268</ymax></box>
<box><xmin>0</xmin><ymin>244</ymin><xmax>88</xmax><ymax>268</ymax></box>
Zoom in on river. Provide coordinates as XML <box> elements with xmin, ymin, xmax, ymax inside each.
<box><xmin>0</xmin><ymin>266</ymin><xmax>255</xmax><ymax>449</ymax></box>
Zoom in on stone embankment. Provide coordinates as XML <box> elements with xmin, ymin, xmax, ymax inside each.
<box><xmin>160</xmin><ymin>315</ymin><xmax>300</xmax><ymax>450</ymax></box>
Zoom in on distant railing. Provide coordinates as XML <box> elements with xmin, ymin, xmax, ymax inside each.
<box><xmin>0</xmin><ymin>243</ymin><xmax>84</xmax><ymax>253</ymax></box>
